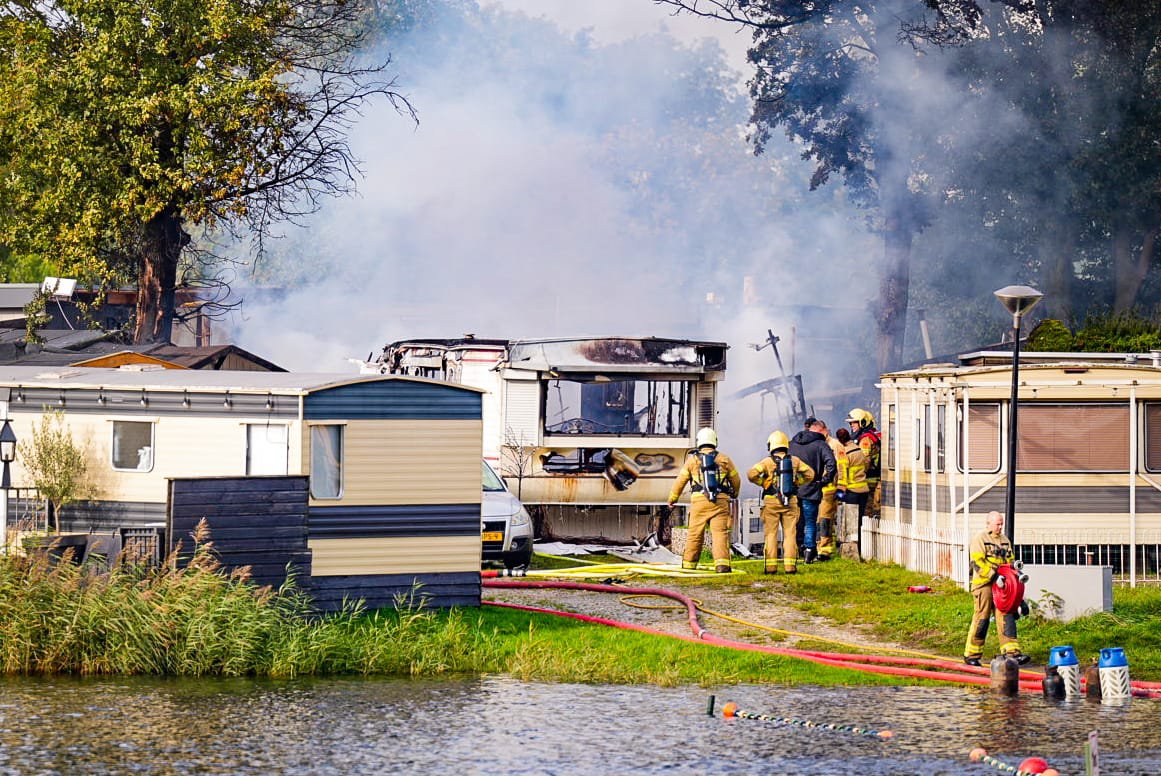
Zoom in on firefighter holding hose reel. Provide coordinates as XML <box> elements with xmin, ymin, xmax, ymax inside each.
<box><xmin>964</xmin><ymin>510</ymin><xmax>1033</xmax><ymax>667</ymax></box>
<box><xmin>747</xmin><ymin>431</ymin><xmax>814</xmax><ymax>574</ymax></box>
<box><xmin>668</xmin><ymin>428</ymin><xmax>742</xmax><ymax>573</ymax></box>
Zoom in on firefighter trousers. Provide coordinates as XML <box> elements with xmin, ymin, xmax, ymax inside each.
<box><xmin>760</xmin><ymin>498</ymin><xmax>799</xmax><ymax>571</ymax></box>
<box><xmin>964</xmin><ymin>585</ymin><xmax>1019</xmax><ymax>658</ymax></box>
<box><xmin>683</xmin><ymin>496</ymin><xmax>732</xmax><ymax>569</ymax></box>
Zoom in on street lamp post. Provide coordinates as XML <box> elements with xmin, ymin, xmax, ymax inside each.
<box><xmin>993</xmin><ymin>285</ymin><xmax>1044</xmax><ymax>544</ymax></box>
<box><xmin>0</xmin><ymin>417</ymin><xmax>15</xmax><ymax>554</ymax></box>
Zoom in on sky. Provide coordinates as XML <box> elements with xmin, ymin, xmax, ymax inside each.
<box><xmin>222</xmin><ymin>0</ymin><xmax>879</xmax><ymax>453</ymax></box>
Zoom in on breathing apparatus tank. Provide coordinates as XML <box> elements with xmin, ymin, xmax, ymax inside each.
<box><xmin>698</xmin><ymin>451</ymin><xmax>722</xmax><ymax>500</ymax></box>
<box><xmin>776</xmin><ymin>453</ymin><xmax>796</xmax><ymax>505</ymax></box>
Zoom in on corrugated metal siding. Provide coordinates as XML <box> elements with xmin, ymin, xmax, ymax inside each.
<box><xmin>309</xmin><ymin>571</ymin><xmax>480</xmax><ymax>610</ymax></box>
<box><xmin>503</xmin><ymin>380</ymin><xmax>540</xmax><ymax>444</ymax></box>
<box><xmin>309</xmin><ymin>504</ymin><xmax>479</xmax><ymax>538</ymax></box>
<box><xmin>59</xmin><ymin>500</ymin><xmax>166</xmax><ymax>531</ymax></box>
<box><xmin>310</xmin><ymin>535</ymin><xmax>481</xmax><ymax>576</ymax></box>
<box><xmin>304</xmin><ymin>419</ymin><xmax>481</xmax><ymax>506</ymax></box>
<box><xmin>304</xmin><ymin>380</ymin><xmax>480</xmax><ymax>420</ymax></box>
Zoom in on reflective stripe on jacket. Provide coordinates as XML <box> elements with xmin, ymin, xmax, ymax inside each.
<box><xmin>838</xmin><ymin>441</ymin><xmax>870</xmax><ymax>493</ymax></box>
<box><xmin>747</xmin><ymin>453</ymin><xmax>813</xmax><ymax>505</ymax></box>
<box><xmin>969</xmin><ymin>529</ymin><xmax>1013</xmax><ymax>589</ymax></box>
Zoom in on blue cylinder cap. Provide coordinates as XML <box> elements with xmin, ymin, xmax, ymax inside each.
<box><xmin>1048</xmin><ymin>646</ymin><xmax>1078</xmax><ymax>667</ymax></box>
<box><xmin>1098</xmin><ymin>647</ymin><xmax>1128</xmax><ymax>668</ymax></box>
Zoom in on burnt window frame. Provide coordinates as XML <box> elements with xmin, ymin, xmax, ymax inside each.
<box><xmin>542</xmin><ymin>376</ymin><xmax>693</xmax><ymax>437</ymax></box>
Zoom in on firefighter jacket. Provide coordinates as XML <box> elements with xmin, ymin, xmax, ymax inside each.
<box><xmin>968</xmin><ymin>529</ymin><xmax>1014</xmax><ymax>590</ymax></box>
<box><xmin>747</xmin><ymin>453</ymin><xmax>814</xmax><ymax>506</ymax></box>
<box><xmin>788</xmin><ymin>430</ymin><xmax>836</xmax><ymax>502</ymax></box>
<box><xmin>853</xmin><ymin>427</ymin><xmax>882</xmax><ymax>482</ymax></box>
<box><xmin>822</xmin><ymin>436</ymin><xmax>846</xmax><ymax>496</ymax></box>
<box><xmin>838</xmin><ymin>441</ymin><xmax>870</xmax><ymax>494</ymax></box>
<box><xmin>669</xmin><ymin>448</ymin><xmax>741</xmax><ymax>504</ymax></box>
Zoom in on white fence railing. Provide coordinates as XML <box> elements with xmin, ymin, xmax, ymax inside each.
<box><xmin>862</xmin><ymin>518</ymin><xmax>1161</xmax><ymax>585</ymax></box>
<box><xmin>861</xmin><ymin>518</ymin><xmax>967</xmax><ymax>581</ymax></box>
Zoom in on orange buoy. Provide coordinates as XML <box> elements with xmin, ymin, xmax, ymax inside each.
<box><xmin>1018</xmin><ymin>756</ymin><xmax>1049</xmax><ymax>773</ymax></box>
<box><xmin>722</xmin><ymin>702</ymin><xmax>738</xmax><ymax>718</ymax></box>
<box><xmin>969</xmin><ymin>748</ymin><xmax>987</xmax><ymax>762</ymax></box>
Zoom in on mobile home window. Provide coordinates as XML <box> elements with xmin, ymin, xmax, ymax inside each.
<box><xmin>247</xmin><ymin>424</ymin><xmax>289</xmax><ymax>476</ymax></box>
<box><xmin>1146</xmin><ymin>404</ymin><xmax>1161</xmax><ymax>472</ymax></box>
<box><xmin>544</xmin><ymin>378</ymin><xmax>690</xmax><ymax>436</ymax></box>
<box><xmin>112</xmin><ymin>421</ymin><xmax>155</xmax><ymax>472</ymax></box>
<box><xmin>886</xmin><ymin>404</ymin><xmax>896</xmax><ymax>470</ymax></box>
<box><xmin>957</xmin><ymin>403</ymin><xmax>1000</xmax><ymax>472</ymax></box>
<box><xmin>937</xmin><ymin>405</ymin><xmax>946</xmax><ymax>473</ymax></box>
<box><xmin>310</xmin><ymin>425</ymin><xmax>343</xmax><ymax>499</ymax></box>
<box><xmin>1017</xmin><ymin>404</ymin><xmax>1128</xmax><ymax>472</ymax></box>
<box><xmin>922</xmin><ymin>405</ymin><xmax>931</xmax><ymax>470</ymax></box>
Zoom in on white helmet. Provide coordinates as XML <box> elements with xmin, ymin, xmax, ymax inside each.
<box><xmin>695</xmin><ymin>427</ymin><xmax>718</xmax><ymax>448</ymax></box>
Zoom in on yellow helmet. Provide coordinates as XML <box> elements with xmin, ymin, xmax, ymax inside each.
<box><xmin>846</xmin><ymin>408</ymin><xmax>875</xmax><ymax>430</ymax></box>
<box><xmin>695</xmin><ymin>427</ymin><xmax>718</xmax><ymax>448</ymax></box>
<box><xmin>767</xmin><ymin>430</ymin><xmax>790</xmax><ymax>453</ymax></box>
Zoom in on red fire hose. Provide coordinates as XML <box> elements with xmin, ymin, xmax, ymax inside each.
<box><xmin>991</xmin><ymin>564</ymin><xmax>1025</xmax><ymax>614</ymax></box>
<box><xmin>483</xmin><ymin>578</ymin><xmax>1161</xmax><ymax>698</ymax></box>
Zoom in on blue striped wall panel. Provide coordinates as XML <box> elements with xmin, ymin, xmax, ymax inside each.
<box><xmin>309</xmin><ymin>571</ymin><xmax>481</xmax><ymax>610</ymax></box>
<box><xmin>308</xmin><ymin>504</ymin><xmax>480</xmax><ymax>538</ymax></box>
<box><xmin>304</xmin><ymin>380</ymin><xmax>481</xmax><ymax>420</ymax></box>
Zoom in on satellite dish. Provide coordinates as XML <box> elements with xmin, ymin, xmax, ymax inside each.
<box><xmin>41</xmin><ymin>277</ymin><xmax>77</xmax><ymax>300</ymax></box>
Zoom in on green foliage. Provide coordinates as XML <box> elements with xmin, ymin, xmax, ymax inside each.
<box><xmin>21</xmin><ymin>288</ymin><xmax>52</xmax><ymax>345</ymax></box>
<box><xmin>0</xmin><ymin>526</ymin><xmax>493</xmax><ymax>677</ymax></box>
<box><xmin>0</xmin><ymin>0</ymin><xmax>406</xmax><ymax>342</ymax></box>
<box><xmin>1072</xmin><ymin>311</ymin><xmax>1161</xmax><ymax>353</ymax></box>
<box><xmin>16</xmin><ymin>411</ymin><xmax>92</xmax><ymax>531</ymax></box>
<box><xmin>1026</xmin><ymin>319</ymin><xmax>1075</xmax><ymax>352</ymax></box>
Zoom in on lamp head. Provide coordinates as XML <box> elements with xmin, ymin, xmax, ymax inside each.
<box><xmin>0</xmin><ymin>419</ymin><xmax>15</xmax><ymax>464</ymax></box>
<box><xmin>994</xmin><ymin>285</ymin><xmax>1044</xmax><ymax>319</ymax></box>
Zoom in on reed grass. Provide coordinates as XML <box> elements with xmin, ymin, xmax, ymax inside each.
<box><xmin>0</xmin><ymin>522</ymin><xmax>496</xmax><ymax>678</ymax></box>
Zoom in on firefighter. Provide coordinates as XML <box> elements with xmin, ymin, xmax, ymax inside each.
<box><xmin>963</xmin><ymin>510</ymin><xmax>1030</xmax><ymax>666</ymax></box>
<box><xmin>846</xmin><ymin>408</ymin><xmax>882</xmax><ymax>519</ymax></box>
<box><xmin>834</xmin><ymin>426</ymin><xmax>869</xmax><ymax>552</ymax></box>
<box><xmin>668</xmin><ymin>428</ymin><xmax>741</xmax><ymax>573</ymax></box>
<box><xmin>747</xmin><ymin>431</ymin><xmax>813</xmax><ymax>573</ymax></box>
<box><xmin>817</xmin><ymin>423</ymin><xmax>846</xmax><ymax>560</ymax></box>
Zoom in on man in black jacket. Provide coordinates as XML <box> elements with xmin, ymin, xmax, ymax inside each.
<box><xmin>789</xmin><ymin>417</ymin><xmax>837</xmax><ymax>564</ymax></box>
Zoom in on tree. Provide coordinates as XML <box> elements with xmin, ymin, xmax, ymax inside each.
<box><xmin>17</xmin><ymin>410</ymin><xmax>92</xmax><ymax>532</ymax></box>
<box><xmin>0</xmin><ymin>0</ymin><xmax>412</xmax><ymax>343</ymax></box>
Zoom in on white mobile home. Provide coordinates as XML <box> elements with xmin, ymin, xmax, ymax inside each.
<box><xmin>875</xmin><ymin>351</ymin><xmax>1161</xmax><ymax>585</ymax></box>
<box><xmin>0</xmin><ymin>365</ymin><xmax>484</xmax><ymax>607</ymax></box>
<box><xmin>363</xmin><ymin>336</ymin><xmax>728</xmax><ymax>541</ymax></box>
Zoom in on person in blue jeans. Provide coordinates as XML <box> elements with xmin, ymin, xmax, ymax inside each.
<box><xmin>788</xmin><ymin>417</ymin><xmax>837</xmax><ymax>563</ymax></box>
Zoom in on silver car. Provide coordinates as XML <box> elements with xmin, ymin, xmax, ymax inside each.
<box><xmin>482</xmin><ymin>460</ymin><xmax>534</xmax><ymax>570</ymax></box>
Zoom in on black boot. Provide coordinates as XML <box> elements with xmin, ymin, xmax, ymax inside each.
<box><xmin>803</xmin><ymin>548</ymin><xmax>816</xmax><ymax>564</ymax></box>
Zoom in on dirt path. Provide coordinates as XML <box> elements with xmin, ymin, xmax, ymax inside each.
<box><xmin>483</xmin><ymin>575</ymin><xmax>920</xmax><ymax>655</ymax></box>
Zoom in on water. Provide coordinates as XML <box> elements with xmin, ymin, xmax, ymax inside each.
<box><xmin>0</xmin><ymin>676</ymin><xmax>1158</xmax><ymax>774</ymax></box>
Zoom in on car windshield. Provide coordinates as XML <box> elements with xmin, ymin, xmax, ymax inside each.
<box><xmin>482</xmin><ymin>461</ymin><xmax>507</xmax><ymax>492</ymax></box>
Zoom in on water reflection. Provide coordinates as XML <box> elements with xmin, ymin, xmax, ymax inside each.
<box><xmin>0</xmin><ymin>676</ymin><xmax>1157</xmax><ymax>774</ymax></box>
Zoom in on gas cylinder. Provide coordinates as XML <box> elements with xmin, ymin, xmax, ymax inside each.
<box><xmin>1048</xmin><ymin>645</ymin><xmax>1081</xmax><ymax>698</ymax></box>
<box><xmin>1041</xmin><ymin>665</ymin><xmax>1065</xmax><ymax>700</ymax></box>
<box><xmin>1084</xmin><ymin>659</ymin><xmax>1102</xmax><ymax>699</ymax></box>
<box><xmin>1098</xmin><ymin>647</ymin><xmax>1131</xmax><ymax>702</ymax></box>
<box><xmin>990</xmin><ymin>655</ymin><xmax>1020</xmax><ymax>696</ymax></box>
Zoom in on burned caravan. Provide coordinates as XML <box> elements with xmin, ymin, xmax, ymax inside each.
<box><xmin>363</xmin><ymin>337</ymin><xmax>728</xmax><ymax>541</ymax></box>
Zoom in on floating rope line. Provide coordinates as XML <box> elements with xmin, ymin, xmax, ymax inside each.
<box><xmin>720</xmin><ymin>701</ymin><xmax>893</xmax><ymax>739</ymax></box>
<box><xmin>968</xmin><ymin>747</ymin><xmax>1058</xmax><ymax>776</ymax></box>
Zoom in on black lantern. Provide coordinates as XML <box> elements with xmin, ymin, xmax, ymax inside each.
<box><xmin>993</xmin><ymin>285</ymin><xmax>1044</xmax><ymax>543</ymax></box>
<box><xmin>0</xmin><ymin>419</ymin><xmax>15</xmax><ymax>490</ymax></box>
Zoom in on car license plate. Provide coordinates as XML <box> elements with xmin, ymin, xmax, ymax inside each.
<box><xmin>481</xmin><ymin>531</ymin><xmax>504</xmax><ymax>542</ymax></box>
